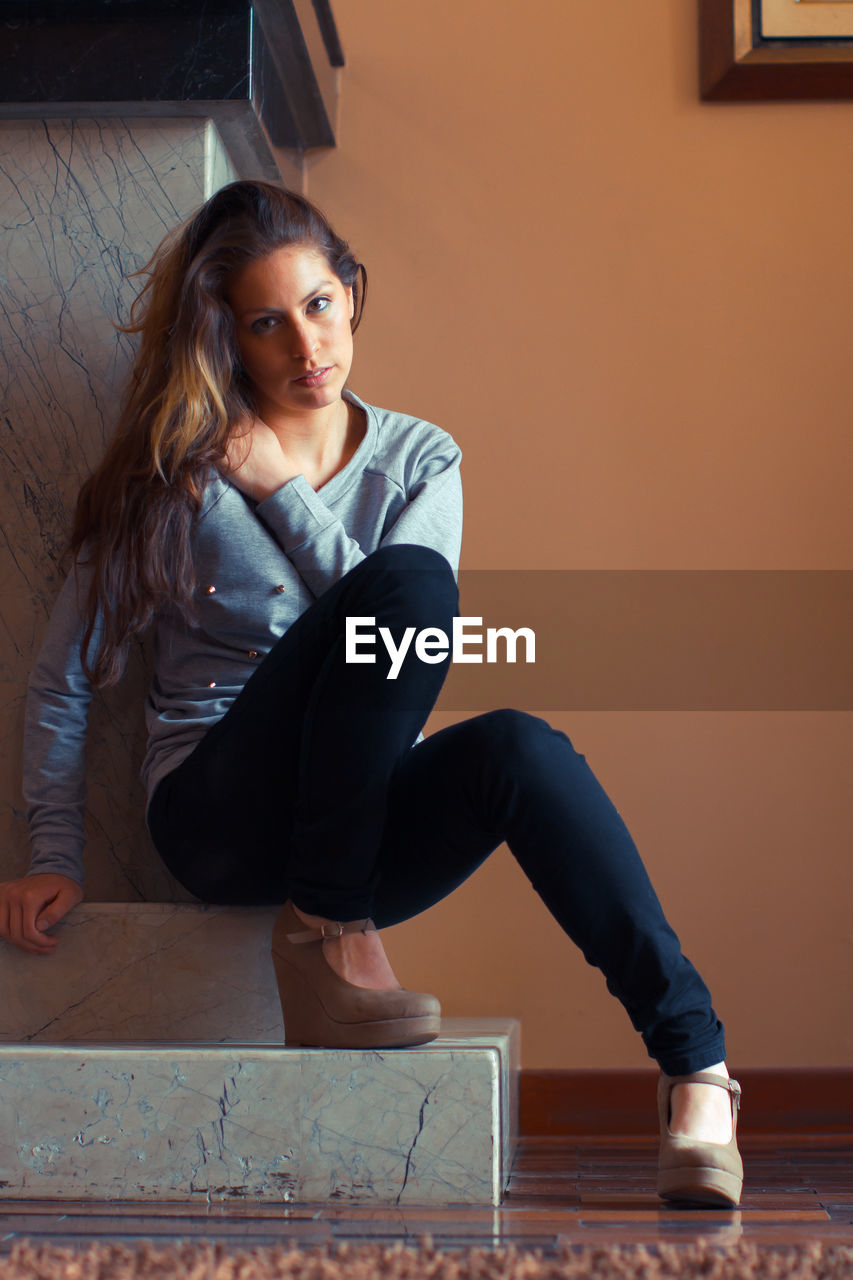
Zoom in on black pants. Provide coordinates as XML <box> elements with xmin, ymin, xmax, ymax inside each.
<box><xmin>147</xmin><ymin>543</ymin><xmax>726</xmax><ymax>1075</ymax></box>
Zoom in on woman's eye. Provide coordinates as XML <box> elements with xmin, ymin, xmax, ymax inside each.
<box><xmin>251</xmin><ymin>316</ymin><xmax>279</xmax><ymax>334</ymax></box>
<box><xmin>308</xmin><ymin>296</ymin><xmax>331</xmax><ymax>313</ymax></box>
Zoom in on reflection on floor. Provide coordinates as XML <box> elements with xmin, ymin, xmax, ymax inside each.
<box><xmin>1</xmin><ymin>1135</ymin><xmax>851</xmax><ymax>1254</ymax></box>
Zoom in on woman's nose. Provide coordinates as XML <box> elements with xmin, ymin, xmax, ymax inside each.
<box><xmin>290</xmin><ymin>320</ymin><xmax>319</xmax><ymax>358</ymax></box>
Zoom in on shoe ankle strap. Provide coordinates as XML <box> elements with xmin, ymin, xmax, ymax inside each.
<box><xmin>286</xmin><ymin>917</ymin><xmax>377</xmax><ymax>945</ymax></box>
<box><xmin>666</xmin><ymin>1072</ymin><xmax>742</xmax><ymax>1109</ymax></box>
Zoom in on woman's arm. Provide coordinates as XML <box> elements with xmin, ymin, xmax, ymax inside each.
<box><xmin>21</xmin><ymin>560</ymin><xmax>97</xmax><ymax>887</ymax></box>
<box><xmin>249</xmin><ymin>423</ymin><xmax>463</xmax><ymax>598</ymax></box>
<box><xmin>1</xmin><ymin>561</ymin><xmax>95</xmax><ymax>953</ymax></box>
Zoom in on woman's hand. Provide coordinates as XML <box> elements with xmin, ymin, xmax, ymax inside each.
<box><xmin>0</xmin><ymin>874</ymin><xmax>84</xmax><ymax>955</ymax></box>
<box><xmin>223</xmin><ymin>417</ymin><xmax>301</xmax><ymax>502</ymax></box>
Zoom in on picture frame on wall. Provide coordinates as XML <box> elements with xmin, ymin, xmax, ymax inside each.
<box><xmin>700</xmin><ymin>0</ymin><xmax>853</xmax><ymax>99</ymax></box>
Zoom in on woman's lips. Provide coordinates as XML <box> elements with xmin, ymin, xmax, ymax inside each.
<box><xmin>294</xmin><ymin>366</ymin><xmax>332</xmax><ymax>388</ymax></box>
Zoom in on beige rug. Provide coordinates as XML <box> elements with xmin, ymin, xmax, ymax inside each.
<box><xmin>1</xmin><ymin>1240</ymin><xmax>852</xmax><ymax>1280</ymax></box>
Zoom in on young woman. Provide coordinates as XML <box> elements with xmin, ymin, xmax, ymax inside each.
<box><xmin>0</xmin><ymin>180</ymin><xmax>743</xmax><ymax>1208</ymax></box>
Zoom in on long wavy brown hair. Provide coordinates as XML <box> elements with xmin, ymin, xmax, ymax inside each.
<box><xmin>70</xmin><ymin>180</ymin><xmax>367</xmax><ymax>687</ymax></box>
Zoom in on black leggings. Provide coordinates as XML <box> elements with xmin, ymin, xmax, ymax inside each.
<box><xmin>147</xmin><ymin>543</ymin><xmax>726</xmax><ymax>1075</ymax></box>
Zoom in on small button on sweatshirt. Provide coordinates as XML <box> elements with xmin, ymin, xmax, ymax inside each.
<box><xmin>22</xmin><ymin>390</ymin><xmax>463</xmax><ymax>886</ymax></box>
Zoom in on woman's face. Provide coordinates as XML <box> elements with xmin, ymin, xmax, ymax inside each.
<box><xmin>227</xmin><ymin>243</ymin><xmax>355</xmax><ymax>421</ymax></box>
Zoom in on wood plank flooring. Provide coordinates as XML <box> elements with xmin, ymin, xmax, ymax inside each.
<box><xmin>0</xmin><ymin>1135</ymin><xmax>851</xmax><ymax>1254</ymax></box>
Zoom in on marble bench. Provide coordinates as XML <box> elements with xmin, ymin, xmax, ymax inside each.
<box><xmin>0</xmin><ymin>904</ymin><xmax>519</xmax><ymax>1205</ymax></box>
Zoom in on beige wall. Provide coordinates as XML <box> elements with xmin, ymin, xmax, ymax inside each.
<box><xmin>308</xmin><ymin>0</ymin><xmax>853</xmax><ymax>1069</ymax></box>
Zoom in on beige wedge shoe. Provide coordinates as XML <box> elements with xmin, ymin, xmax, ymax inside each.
<box><xmin>271</xmin><ymin>900</ymin><xmax>441</xmax><ymax>1048</ymax></box>
<box><xmin>657</xmin><ymin>1071</ymin><xmax>744</xmax><ymax>1207</ymax></box>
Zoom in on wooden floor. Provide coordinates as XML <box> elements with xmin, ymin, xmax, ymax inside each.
<box><xmin>1</xmin><ymin>1135</ymin><xmax>851</xmax><ymax>1254</ymax></box>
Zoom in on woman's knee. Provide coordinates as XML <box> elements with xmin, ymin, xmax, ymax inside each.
<box><xmin>355</xmin><ymin>543</ymin><xmax>459</xmax><ymax>614</ymax></box>
<box><xmin>475</xmin><ymin>708</ymin><xmax>582</xmax><ymax>775</ymax></box>
<box><xmin>368</xmin><ymin>542</ymin><xmax>455</xmax><ymax>578</ymax></box>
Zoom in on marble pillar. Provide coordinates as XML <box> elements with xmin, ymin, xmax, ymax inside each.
<box><xmin>0</xmin><ymin>117</ymin><xmax>235</xmax><ymax>900</ymax></box>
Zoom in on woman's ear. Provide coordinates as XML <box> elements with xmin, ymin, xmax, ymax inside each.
<box><xmin>346</xmin><ymin>285</ymin><xmax>355</xmax><ymax>320</ymax></box>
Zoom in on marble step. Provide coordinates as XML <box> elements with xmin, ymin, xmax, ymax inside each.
<box><xmin>0</xmin><ymin>1022</ymin><xmax>519</xmax><ymax>1205</ymax></box>
<box><xmin>0</xmin><ymin>904</ymin><xmax>286</xmax><ymax>1044</ymax></box>
<box><xmin>0</xmin><ymin>904</ymin><xmax>518</xmax><ymax>1204</ymax></box>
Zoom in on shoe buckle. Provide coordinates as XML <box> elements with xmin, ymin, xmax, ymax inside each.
<box><xmin>728</xmin><ymin>1078</ymin><xmax>742</xmax><ymax>1109</ymax></box>
<box><xmin>320</xmin><ymin>921</ymin><xmax>345</xmax><ymax>939</ymax></box>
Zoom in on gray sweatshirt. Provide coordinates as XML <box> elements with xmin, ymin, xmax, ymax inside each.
<box><xmin>23</xmin><ymin>390</ymin><xmax>463</xmax><ymax>885</ymax></box>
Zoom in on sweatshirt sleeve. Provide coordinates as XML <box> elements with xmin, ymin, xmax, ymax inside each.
<box><xmin>22</xmin><ymin>559</ymin><xmax>100</xmax><ymax>886</ymax></box>
<box><xmin>254</xmin><ymin>427</ymin><xmax>463</xmax><ymax>598</ymax></box>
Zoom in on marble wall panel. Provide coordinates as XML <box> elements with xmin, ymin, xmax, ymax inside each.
<box><xmin>0</xmin><ymin>118</ymin><xmax>236</xmax><ymax>900</ymax></box>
